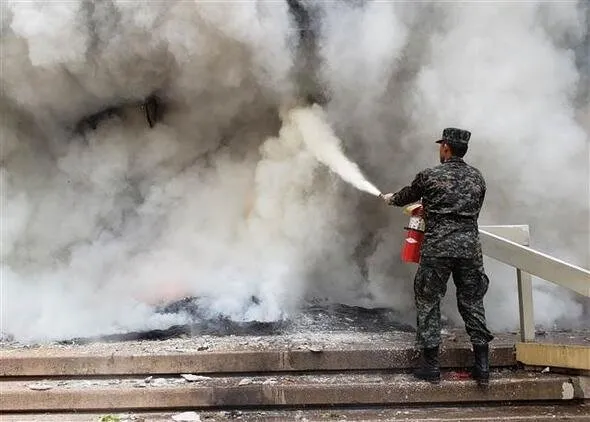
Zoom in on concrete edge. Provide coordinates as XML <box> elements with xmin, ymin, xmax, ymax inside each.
<box><xmin>0</xmin><ymin>374</ymin><xmax>575</xmax><ymax>412</ymax></box>
<box><xmin>2</xmin><ymin>405</ymin><xmax>590</xmax><ymax>422</ymax></box>
<box><xmin>0</xmin><ymin>346</ymin><xmax>516</xmax><ymax>377</ymax></box>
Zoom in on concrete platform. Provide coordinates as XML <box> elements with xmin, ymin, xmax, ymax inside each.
<box><xmin>1</xmin><ymin>372</ymin><xmax>586</xmax><ymax>412</ymax></box>
<box><xmin>3</xmin><ymin>405</ymin><xmax>589</xmax><ymax>422</ymax></box>
<box><xmin>0</xmin><ymin>331</ymin><xmax>517</xmax><ymax>377</ymax></box>
<box><xmin>517</xmin><ymin>343</ymin><xmax>590</xmax><ymax>371</ymax></box>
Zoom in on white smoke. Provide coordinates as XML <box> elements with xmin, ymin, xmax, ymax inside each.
<box><xmin>1</xmin><ymin>1</ymin><xmax>588</xmax><ymax>342</ymax></box>
<box><xmin>288</xmin><ymin>105</ymin><xmax>381</xmax><ymax>196</ymax></box>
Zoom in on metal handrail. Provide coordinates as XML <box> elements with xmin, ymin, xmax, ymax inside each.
<box><xmin>478</xmin><ymin>225</ymin><xmax>590</xmax><ymax>342</ymax></box>
<box><xmin>480</xmin><ymin>230</ymin><xmax>590</xmax><ymax>297</ymax></box>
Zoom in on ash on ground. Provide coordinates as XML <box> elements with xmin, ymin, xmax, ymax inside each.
<box><xmin>53</xmin><ymin>297</ymin><xmax>417</xmax><ymax>345</ymax></box>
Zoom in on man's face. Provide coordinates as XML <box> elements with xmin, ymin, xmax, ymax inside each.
<box><xmin>439</xmin><ymin>143</ymin><xmax>446</xmax><ymax>163</ymax></box>
<box><xmin>439</xmin><ymin>142</ymin><xmax>452</xmax><ymax>163</ymax></box>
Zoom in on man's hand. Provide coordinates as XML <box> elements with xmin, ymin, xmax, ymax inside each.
<box><xmin>379</xmin><ymin>193</ymin><xmax>394</xmax><ymax>204</ymax></box>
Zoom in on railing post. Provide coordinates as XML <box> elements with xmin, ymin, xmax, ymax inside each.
<box><xmin>517</xmin><ymin>269</ymin><xmax>535</xmax><ymax>342</ymax></box>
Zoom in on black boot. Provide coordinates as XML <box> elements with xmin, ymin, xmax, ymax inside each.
<box><xmin>413</xmin><ymin>347</ymin><xmax>441</xmax><ymax>383</ymax></box>
<box><xmin>472</xmin><ymin>344</ymin><xmax>490</xmax><ymax>386</ymax></box>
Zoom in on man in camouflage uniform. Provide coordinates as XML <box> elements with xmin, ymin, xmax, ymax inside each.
<box><xmin>381</xmin><ymin>128</ymin><xmax>494</xmax><ymax>385</ymax></box>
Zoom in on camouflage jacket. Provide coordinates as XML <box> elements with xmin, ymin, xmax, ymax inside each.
<box><xmin>389</xmin><ymin>157</ymin><xmax>486</xmax><ymax>258</ymax></box>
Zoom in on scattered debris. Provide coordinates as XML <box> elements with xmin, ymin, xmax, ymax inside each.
<box><xmin>152</xmin><ymin>378</ymin><xmax>169</xmax><ymax>386</ymax></box>
<box><xmin>171</xmin><ymin>411</ymin><xmax>201</xmax><ymax>422</ymax></box>
<box><xmin>181</xmin><ymin>374</ymin><xmax>211</xmax><ymax>382</ymax></box>
<box><xmin>27</xmin><ymin>383</ymin><xmax>53</xmax><ymax>391</ymax></box>
<box><xmin>99</xmin><ymin>415</ymin><xmax>121</xmax><ymax>422</ymax></box>
<box><xmin>262</xmin><ymin>378</ymin><xmax>277</xmax><ymax>385</ymax></box>
<box><xmin>116</xmin><ymin>414</ymin><xmax>138</xmax><ymax>422</ymax></box>
<box><xmin>542</xmin><ymin>367</ymin><xmax>550</xmax><ymax>373</ymax></box>
<box><xmin>224</xmin><ymin>410</ymin><xmax>242</xmax><ymax>419</ymax></box>
<box><xmin>238</xmin><ymin>378</ymin><xmax>253</xmax><ymax>386</ymax></box>
<box><xmin>449</xmin><ymin>371</ymin><xmax>471</xmax><ymax>380</ymax></box>
<box><xmin>142</xmin><ymin>95</ymin><xmax>161</xmax><ymax>128</ymax></box>
<box><xmin>197</xmin><ymin>343</ymin><xmax>210</xmax><ymax>351</ymax></box>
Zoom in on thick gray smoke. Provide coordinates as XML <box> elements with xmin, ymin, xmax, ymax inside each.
<box><xmin>1</xmin><ymin>1</ymin><xmax>588</xmax><ymax>342</ymax></box>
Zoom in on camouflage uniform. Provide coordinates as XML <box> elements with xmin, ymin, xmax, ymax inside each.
<box><xmin>389</xmin><ymin>129</ymin><xmax>494</xmax><ymax>349</ymax></box>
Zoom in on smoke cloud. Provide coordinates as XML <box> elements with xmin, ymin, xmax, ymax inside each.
<box><xmin>288</xmin><ymin>104</ymin><xmax>381</xmax><ymax>196</ymax></box>
<box><xmin>1</xmin><ymin>1</ymin><xmax>588</xmax><ymax>342</ymax></box>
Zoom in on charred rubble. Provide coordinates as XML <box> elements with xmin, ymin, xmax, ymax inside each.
<box><xmin>73</xmin><ymin>93</ymin><xmax>164</xmax><ymax>134</ymax></box>
<box><xmin>57</xmin><ymin>297</ymin><xmax>416</xmax><ymax>345</ymax></box>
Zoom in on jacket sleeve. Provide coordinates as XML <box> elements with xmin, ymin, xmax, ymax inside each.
<box><xmin>389</xmin><ymin>171</ymin><xmax>425</xmax><ymax>206</ymax></box>
<box><xmin>477</xmin><ymin>177</ymin><xmax>486</xmax><ymax>216</ymax></box>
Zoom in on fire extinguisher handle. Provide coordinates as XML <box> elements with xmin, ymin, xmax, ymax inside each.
<box><xmin>403</xmin><ymin>203</ymin><xmax>423</xmax><ymax>216</ymax></box>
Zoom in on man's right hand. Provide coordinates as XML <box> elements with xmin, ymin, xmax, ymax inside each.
<box><xmin>380</xmin><ymin>193</ymin><xmax>394</xmax><ymax>204</ymax></box>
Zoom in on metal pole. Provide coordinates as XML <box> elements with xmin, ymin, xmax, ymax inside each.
<box><xmin>517</xmin><ymin>269</ymin><xmax>535</xmax><ymax>342</ymax></box>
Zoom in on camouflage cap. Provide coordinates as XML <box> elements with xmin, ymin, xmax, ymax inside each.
<box><xmin>435</xmin><ymin>128</ymin><xmax>471</xmax><ymax>145</ymax></box>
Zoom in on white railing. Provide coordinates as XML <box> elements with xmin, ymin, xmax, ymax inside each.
<box><xmin>479</xmin><ymin>225</ymin><xmax>590</xmax><ymax>342</ymax></box>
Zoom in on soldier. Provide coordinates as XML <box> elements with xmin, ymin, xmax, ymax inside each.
<box><xmin>380</xmin><ymin>128</ymin><xmax>494</xmax><ymax>385</ymax></box>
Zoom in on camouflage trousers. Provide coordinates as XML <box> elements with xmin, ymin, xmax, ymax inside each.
<box><xmin>414</xmin><ymin>256</ymin><xmax>494</xmax><ymax>348</ymax></box>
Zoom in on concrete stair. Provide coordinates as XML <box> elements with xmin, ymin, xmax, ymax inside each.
<box><xmin>0</xmin><ymin>372</ymin><xmax>585</xmax><ymax>412</ymax></box>
<box><xmin>1</xmin><ymin>331</ymin><xmax>588</xmax><ymax>421</ymax></box>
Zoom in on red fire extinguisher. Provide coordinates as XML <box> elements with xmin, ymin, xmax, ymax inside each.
<box><xmin>401</xmin><ymin>203</ymin><xmax>425</xmax><ymax>263</ymax></box>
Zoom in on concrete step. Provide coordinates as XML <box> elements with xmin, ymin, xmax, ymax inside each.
<box><xmin>1</xmin><ymin>372</ymin><xmax>585</xmax><ymax>412</ymax></box>
<box><xmin>0</xmin><ymin>332</ymin><xmax>516</xmax><ymax>377</ymax></box>
<box><xmin>3</xmin><ymin>405</ymin><xmax>589</xmax><ymax>422</ymax></box>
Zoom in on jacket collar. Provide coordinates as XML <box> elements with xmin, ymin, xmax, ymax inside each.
<box><xmin>443</xmin><ymin>156</ymin><xmax>465</xmax><ymax>164</ymax></box>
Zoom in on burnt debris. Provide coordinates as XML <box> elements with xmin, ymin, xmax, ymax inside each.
<box><xmin>74</xmin><ymin>106</ymin><xmax>122</xmax><ymax>133</ymax></box>
<box><xmin>142</xmin><ymin>94</ymin><xmax>162</xmax><ymax>128</ymax></box>
<box><xmin>57</xmin><ymin>297</ymin><xmax>415</xmax><ymax>345</ymax></box>
<box><xmin>74</xmin><ymin>94</ymin><xmax>164</xmax><ymax>135</ymax></box>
